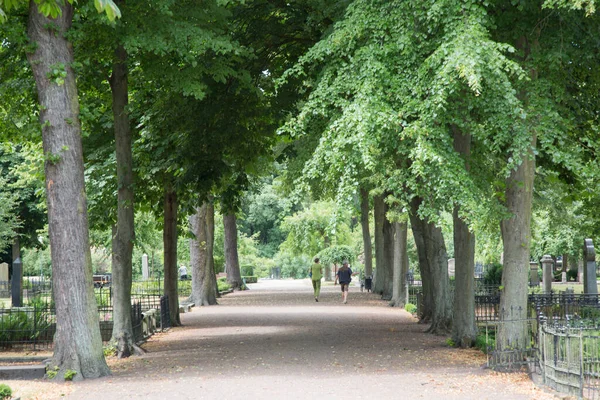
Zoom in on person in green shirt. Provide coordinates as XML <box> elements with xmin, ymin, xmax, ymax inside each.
<box><xmin>309</xmin><ymin>257</ymin><xmax>323</xmax><ymax>302</ymax></box>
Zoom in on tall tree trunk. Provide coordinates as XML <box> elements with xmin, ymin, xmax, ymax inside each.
<box><xmin>26</xmin><ymin>1</ymin><xmax>109</xmax><ymax>379</ymax></box>
<box><xmin>223</xmin><ymin>213</ymin><xmax>242</xmax><ymax>290</ymax></box>
<box><xmin>562</xmin><ymin>253</ymin><xmax>568</xmax><ymax>274</ymax></box>
<box><xmin>499</xmin><ymin>135</ymin><xmax>536</xmax><ymax>350</ymax></box>
<box><xmin>206</xmin><ymin>203</ymin><xmax>219</xmax><ymax>297</ymax></box>
<box><xmin>360</xmin><ymin>188</ymin><xmax>373</xmax><ymax>278</ymax></box>
<box><xmin>451</xmin><ymin>126</ymin><xmax>477</xmax><ymax>348</ymax></box>
<box><xmin>163</xmin><ymin>184</ymin><xmax>180</xmax><ymax>326</ymax></box>
<box><xmin>373</xmin><ymin>195</ymin><xmax>393</xmax><ymax>299</ymax></box>
<box><xmin>323</xmin><ymin>235</ymin><xmax>332</xmax><ymax>281</ymax></box>
<box><xmin>410</xmin><ymin>196</ymin><xmax>452</xmax><ymax>335</ymax></box>
<box><xmin>190</xmin><ymin>203</ymin><xmax>217</xmax><ymax>305</ymax></box>
<box><xmin>389</xmin><ymin>221</ymin><xmax>408</xmax><ymax>308</ymax></box>
<box><xmin>109</xmin><ymin>44</ymin><xmax>138</xmax><ymax>358</ymax></box>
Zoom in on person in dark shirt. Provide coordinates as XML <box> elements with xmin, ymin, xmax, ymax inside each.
<box><xmin>334</xmin><ymin>260</ymin><xmax>357</xmax><ymax>304</ymax></box>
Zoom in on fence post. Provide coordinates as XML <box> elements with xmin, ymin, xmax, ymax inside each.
<box><xmin>11</xmin><ymin>257</ymin><xmax>23</xmax><ymax>307</ymax></box>
<box><xmin>580</xmin><ymin>328</ymin><xmax>584</xmax><ymax>399</ymax></box>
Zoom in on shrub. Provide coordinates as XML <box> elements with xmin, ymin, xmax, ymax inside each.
<box><xmin>483</xmin><ymin>263</ymin><xmax>502</xmax><ymax>285</ymax></box>
<box><xmin>567</xmin><ymin>268</ymin><xmax>578</xmax><ymax>282</ymax></box>
<box><xmin>241</xmin><ymin>265</ymin><xmax>254</xmax><ymax>276</ymax></box>
<box><xmin>242</xmin><ymin>276</ymin><xmax>257</xmax><ymax>284</ymax></box>
<box><xmin>475</xmin><ymin>333</ymin><xmax>495</xmax><ymax>354</ymax></box>
<box><xmin>405</xmin><ymin>303</ymin><xmax>417</xmax><ymax>314</ymax></box>
<box><xmin>217</xmin><ymin>277</ymin><xmax>231</xmax><ymax>292</ymax></box>
<box><xmin>64</xmin><ymin>369</ymin><xmax>77</xmax><ymax>381</ymax></box>
<box><xmin>0</xmin><ymin>384</ymin><xmax>12</xmax><ymax>400</ymax></box>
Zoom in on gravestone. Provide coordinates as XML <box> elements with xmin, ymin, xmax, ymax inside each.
<box><xmin>541</xmin><ymin>255</ymin><xmax>554</xmax><ymax>294</ymax></box>
<box><xmin>142</xmin><ymin>254</ymin><xmax>149</xmax><ymax>280</ymax></box>
<box><xmin>529</xmin><ymin>262</ymin><xmax>539</xmax><ymax>286</ymax></box>
<box><xmin>583</xmin><ymin>239</ymin><xmax>598</xmax><ymax>295</ymax></box>
<box><xmin>447</xmin><ymin>258</ymin><xmax>455</xmax><ymax>278</ymax></box>
<box><xmin>0</xmin><ymin>262</ymin><xmax>8</xmax><ymax>282</ymax></box>
<box><xmin>578</xmin><ymin>260</ymin><xmax>584</xmax><ymax>283</ymax></box>
<box><xmin>11</xmin><ymin>257</ymin><xmax>23</xmax><ymax>307</ymax></box>
<box><xmin>561</xmin><ymin>271</ymin><xmax>567</xmax><ymax>284</ymax></box>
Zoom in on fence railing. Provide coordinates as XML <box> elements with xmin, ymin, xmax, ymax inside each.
<box><xmin>539</xmin><ymin>320</ymin><xmax>600</xmax><ymax>400</ymax></box>
<box><xmin>0</xmin><ymin>294</ymin><xmax>169</xmax><ymax>350</ymax></box>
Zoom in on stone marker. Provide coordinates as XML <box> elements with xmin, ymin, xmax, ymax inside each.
<box><xmin>11</xmin><ymin>257</ymin><xmax>23</xmax><ymax>307</ymax></box>
<box><xmin>142</xmin><ymin>254</ymin><xmax>149</xmax><ymax>280</ymax></box>
<box><xmin>447</xmin><ymin>258</ymin><xmax>455</xmax><ymax>278</ymax></box>
<box><xmin>0</xmin><ymin>262</ymin><xmax>7</xmax><ymax>282</ymax></box>
<box><xmin>541</xmin><ymin>255</ymin><xmax>554</xmax><ymax>294</ymax></box>
<box><xmin>583</xmin><ymin>239</ymin><xmax>598</xmax><ymax>295</ymax></box>
<box><xmin>578</xmin><ymin>260</ymin><xmax>584</xmax><ymax>283</ymax></box>
<box><xmin>561</xmin><ymin>271</ymin><xmax>567</xmax><ymax>284</ymax></box>
<box><xmin>529</xmin><ymin>262</ymin><xmax>539</xmax><ymax>286</ymax></box>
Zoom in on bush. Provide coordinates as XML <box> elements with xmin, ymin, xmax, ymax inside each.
<box><xmin>405</xmin><ymin>303</ymin><xmax>417</xmax><ymax>314</ymax></box>
<box><xmin>241</xmin><ymin>265</ymin><xmax>254</xmax><ymax>276</ymax></box>
<box><xmin>217</xmin><ymin>277</ymin><xmax>231</xmax><ymax>292</ymax></box>
<box><xmin>64</xmin><ymin>369</ymin><xmax>77</xmax><ymax>381</ymax></box>
<box><xmin>475</xmin><ymin>333</ymin><xmax>494</xmax><ymax>354</ymax></box>
<box><xmin>0</xmin><ymin>384</ymin><xmax>12</xmax><ymax>400</ymax></box>
<box><xmin>567</xmin><ymin>268</ymin><xmax>578</xmax><ymax>282</ymax></box>
<box><xmin>483</xmin><ymin>263</ymin><xmax>502</xmax><ymax>285</ymax></box>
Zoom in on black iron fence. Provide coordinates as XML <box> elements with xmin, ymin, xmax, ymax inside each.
<box><xmin>0</xmin><ymin>294</ymin><xmax>169</xmax><ymax>350</ymax></box>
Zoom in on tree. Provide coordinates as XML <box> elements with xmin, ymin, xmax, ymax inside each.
<box><xmin>189</xmin><ymin>202</ymin><xmax>218</xmax><ymax>305</ymax></box>
<box><xmin>11</xmin><ymin>0</ymin><xmax>120</xmax><ymax>380</ymax></box>
<box><xmin>389</xmin><ymin>221</ymin><xmax>408</xmax><ymax>308</ymax></box>
<box><xmin>223</xmin><ymin>213</ymin><xmax>243</xmax><ymax>290</ymax></box>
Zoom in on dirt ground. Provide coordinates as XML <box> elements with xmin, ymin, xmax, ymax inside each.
<box><xmin>5</xmin><ymin>279</ymin><xmax>561</xmax><ymax>399</ymax></box>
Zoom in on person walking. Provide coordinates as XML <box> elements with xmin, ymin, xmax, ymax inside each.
<box><xmin>334</xmin><ymin>260</ymin><xmax>356</xmax><ymax>304</ymax></box>
<box><xmin>309</xmin><ymin>257</ymin><xmax>323</xmax><ymax>302</ymax></box>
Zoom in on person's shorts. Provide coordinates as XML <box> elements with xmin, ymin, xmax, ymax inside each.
<box><xmin>340</xmin><ymin>283</ymin><xmax>349</xmax><ymax>292</ymax></box>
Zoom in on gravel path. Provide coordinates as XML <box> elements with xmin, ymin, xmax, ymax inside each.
<box><xmin>7</xmin><ymin>279</ymin><xmax>559</xmax><ymax>399</ymax></box>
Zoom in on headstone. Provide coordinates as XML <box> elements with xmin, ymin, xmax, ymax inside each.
<box><xmin>578</xmin><ymin>259</ymin><xmax>584</xmax><ymax>283</ymax></box>
<box><xmin>0</xmin><ymin>262</ymin><xmax>8</xmax><ymax>282</ymax></box>
<box><xmin>447</xmin><ymin>258</ymin><xmax>455</xmax><ymax>278</ymax></box>
<box><xmin>583</xmin><ymin>239</ymin><xmax>598</xmax><ymax>295</ymax></box>
<box><xmin>561</xmin><ymin>271</ymin><xmax>567</xmax><ymax>284</ymax></box>
<box><xmin>11</xmin><ymin>257</ymin><xmax>23</xmax><ymax>307</ymax></box>
<box><xmin>541</xmin><ymin>255</ymin><xmax>554</xmax><ymax>294</ymax></box>
<box><xmin>142</xmin><ymin>254</ymin><xmax>149</xmax><ymax>280</ymax></box>
<box><xmin>529</xmin><ymin>262</ymin><xmax>539</xmax><ymax>286</ymax></box>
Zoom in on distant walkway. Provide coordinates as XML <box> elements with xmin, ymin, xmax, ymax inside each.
<box><xmin>13</xmin><ymin>279</ymin><xmax>556</xmax><ymax>399</ymax></box>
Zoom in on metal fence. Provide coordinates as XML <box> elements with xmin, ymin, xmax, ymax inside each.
<box><xmin>539</xmin><ymin>320</ymin><xmax>600</xmax><ymax>399</ymax></box>
<box><xmin>0</xmin><ymin>294</ymin><xmax>169</xmax><ymax>350</ymax></box>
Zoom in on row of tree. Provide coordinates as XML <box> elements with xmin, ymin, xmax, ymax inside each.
<box><xmin>1</xmin><ymin>0</ymin><xmax>600</xmax><ymax>381</ymax></box>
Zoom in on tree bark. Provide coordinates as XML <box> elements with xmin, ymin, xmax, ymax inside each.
<box><xmin>451</xmin><ymin>126</ymin><xmax>477</xmax><ymax>348</ymax></box>
<box><xmin>373</xmin><ymin>195</ymin><xmax>393</xmax><ymax>299</ymax></box>
<box><xmin>223</xmin><ymin>213</ymin><xmax>243</xmax><ymax>290</ymax></box>
<box><xmin>206</xmin><ymin>203</ymin><xmax>219</xmax><ymax>297</ymax></box>
<box><xmin>410</xmin><ymin>196</ymin><xmax>452</xmax><ymax>335</ymax></box>
<box><xmin>323</xmin><ymin>235</ymin><xmax>332</xmax><ymax>281</ymax></box>
<box><xmin>109</xmin><ymin>44</ymin><xmax>139</xmax><ymax>358</ymax></box>
<box><xmin>360</xmin><ymin>188</ymin><xmax>373</xmax><ymax>278</ymax></box>
<box><xmin>389</xmin><ymin>221</ymin><xmax>408</xmax><ymax>308</ymax></box>
<box><xmin>190</xmin><ymin>203</ymin><xmax>217</xmax><ymax>305</ymax></box>
<box><xmin>499</xmin><ymin>135</ymin><xmax>536</xmax><ymax>350</ymax></box>
<box><xmin>163</xmin><ymin>184</ymin><xmax>180</xmax><ymax>326</ymax></box>
<box><xmin>26</xmin><ymin>1</ymin><xmax>109</xmax><ymax>379</ymax></box>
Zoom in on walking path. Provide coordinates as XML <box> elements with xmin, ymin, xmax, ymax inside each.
<box><xmin>8</xmin><ymin>279</ymin><xmax>558</xmax><ymax>399</ymax></box>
